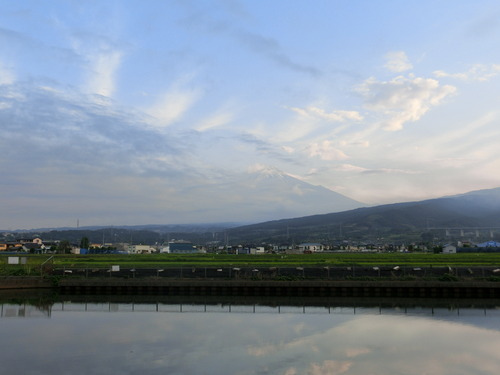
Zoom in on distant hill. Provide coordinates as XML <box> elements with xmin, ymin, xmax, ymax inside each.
<box><xmin>6</xmin><ymin>187</ymin><xmax>500</xmax><ymax>246</ymax></box>
<box><xmin>3</xmin><ymin>167</ymin><xmax>364</xmax><ymax>232</ymax></box>
<box><xmin>226</xmin><ymin>187</ymin><xmax>500</xmax><ymax>244</ymax></box>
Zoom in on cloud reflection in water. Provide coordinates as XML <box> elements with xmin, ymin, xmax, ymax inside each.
<box><xmin>0</xmin><ymin>306</ymin><xmax>499</xmax><ymax>374</ymax></box>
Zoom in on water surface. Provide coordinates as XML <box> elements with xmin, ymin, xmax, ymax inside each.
<box><xmin>1</xmin><ymin>295</ymin><xmax>499</xmax><ymax>375</ymax></box>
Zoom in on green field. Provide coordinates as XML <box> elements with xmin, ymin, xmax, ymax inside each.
<box><xmin>2</xmin><ymin>252</ymin><xmax>500</xmax><ymax>274</ymax></box>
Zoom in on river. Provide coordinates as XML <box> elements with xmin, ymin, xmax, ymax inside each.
<box><xmin>1</xmin><ymin>293</ymin><xmax>499</xmax><ymax>374</ymax></box>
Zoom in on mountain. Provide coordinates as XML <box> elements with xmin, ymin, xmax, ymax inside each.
<box><xmin>211</xmin><ymin>166</ymin><xmax>365</xmax><ymax>222</ymax></box>
<box><xmin>227</xmin><ymin>187</ymin><xmax>500</xmax><ymax>244</ymax></box>
<box><xmin>1</xmin><ymin>168</ymin><xmax>364</xmax><ymax>237</ymax></box>
<box><xmin>6</xmin><ymin>187</ymin><xmax>500</xmax><ymax>246</ymax></box>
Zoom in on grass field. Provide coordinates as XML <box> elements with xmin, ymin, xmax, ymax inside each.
<box><xmin>2</xmin><ymin>252</ymin><xmax>500</xmax><ymax>273</ymax></box>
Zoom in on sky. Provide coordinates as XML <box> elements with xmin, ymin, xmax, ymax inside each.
<box><xmin>2</xmin><ymin>0</ymin><xmax>500</xmax><ymax>229</ymax></box>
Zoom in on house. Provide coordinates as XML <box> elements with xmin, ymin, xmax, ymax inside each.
<box><xmin>16</xmin><ymin>237</ymin><xmax>42</xmax><ymax>245</ymax></box>
<box><xmin>298</xmin><ymin>243</ymin><xmax>324</xmax><ymax>253</ymax></box>
<box><xmin>127</xmin><ymin>244</ymin><xmax>155</xmax><ymax>254</ymax></box>
<box><xmin>252</xmin><ymin>247</ymin><xmax>265</xmax><ymax>254</ymax></box>
<box><xmin>168</xmin><ymin>241</ymin><xmax>199</xmax><ymax>254</ymax></box>
<box><xmin>1</xmin><ymin>242</ymin><xmax>23</xmax><ymax>252</ymax></box>
<box><xmin>442</xmin><ymin>244</ymin><xmax>457</xmax><ymax>254</ymax></box>
<box><xmin>22</xmin><ymin>243</ymin><xmax>44</xmax><ymax>253</ymax></box>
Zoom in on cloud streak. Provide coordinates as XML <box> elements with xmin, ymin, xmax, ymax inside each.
<box><xmin>434</xmin><ymin>63</ymin><xmax>500</xmax><ymax>82</ymax></box>
<box><xmin>146</xmin><ymin>77</ymin><xmax>203</xmax><ymax>127</ymax></box>
<box><xmin>384</xmin><ymin>51</ymin><xmax>413</xmax><ymax>72</ymax></box>
<box><xmin>234</xmin><ymin>29</ymin><xmax>321</xmax><ymax>76</ymax></box>
<box><xmin>358</xmin><ymin>75</ymin><xmax>456</xmax><ymax>130</ymax></box>
<box><xmin>288</xmin><ymin>106</ymin><xmax>363</xmax><ymax>122</ymax></box>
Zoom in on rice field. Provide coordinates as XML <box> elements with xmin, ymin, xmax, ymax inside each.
<box><xmin>2</xmin><ymin>252</ymin><xmax>500</xmax><ymax>272</ymax></box>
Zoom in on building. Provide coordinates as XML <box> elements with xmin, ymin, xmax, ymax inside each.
<box><xmin>298</xmin><ymin>243</ymin><xmax>324</xmax><ymax>253</ymax></box>
<box><xmin>442</xmin><ymin>244</ymin><xmax>457</xmax><ymax>254</ymax></box>
<box><xmin>22</xmin><ymin>243</ymin><xmax>44</xmax><ymax>253</ymax></box>
<box><xmin>127</xmin><ymin>244</ymin><xmax>155</xmax><ymax>254</ymax></box>
<box><xmin>167</xmin><ymin>241</ymin><xmax>199</xmax><ymax>254</ymax></box>
<box><xmin>457</xmin><ymin>240</ymin><xmax>500</xmax><ymax>253</ymax></box>
<box><xmin>477</xmin><ymin>241</ymin><xmax>500</xmax><ymax>248</ymax></box>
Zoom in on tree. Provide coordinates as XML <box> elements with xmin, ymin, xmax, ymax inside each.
<box><xmin>80</xmin><ymin>237</ymin><xmax>89</xmax><ymax>249</ymax></box>
<box><xmin>57</xmin><ymin>240</ymin><xmax>72</xmax><ymax>254</ymax></box>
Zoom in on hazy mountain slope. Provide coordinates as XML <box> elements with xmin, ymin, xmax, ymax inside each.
<box><xmin>197</xmin><ymin>167</ymin><xmax>365</xmax><ymax>223</ymax></box>
<box><xmin>8</xmin><ymin>187</ymin><xmax>500</xmax><ymax>245</ymax></box>
<box><xmin>227</xmin><ymin>187</ymin><xmax>500</xmax><ymax>242</ymax></box>
<box><xmin>3</xmin><ymin>168</ymin><xmax>364</xmax><ymax>232</ymax></box>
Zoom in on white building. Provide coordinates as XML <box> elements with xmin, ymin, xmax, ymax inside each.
<box><xmin>442</xmin><ymin>244</ymin><xmax>457</xmax><ymax>254</ymax></box>
<box><xmin>127</xmin><ymin>244</ymin><xmax>155</xmax><ymax>254</ymax></box>
<box><xmin>298</xmin><ymin>243</ymin><xmax>324</xmax><ymax>252</ymax></box>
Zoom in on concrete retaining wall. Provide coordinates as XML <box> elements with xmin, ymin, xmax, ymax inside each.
<box><xmin>58</xmin><ymin>279</ymin><xmax>500</xmax><ymax>299</ymax></box>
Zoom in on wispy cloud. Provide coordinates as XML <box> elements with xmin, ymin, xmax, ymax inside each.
<box><xmin>358</xmin><ymin>75</ymin><xmax>456</xmax><ymax>130</ymax></box>
<box><xmin>69</xmin><ymin>31</ymin><xmax>125</xmax><ymax>97</ymax></box>
<box><xmin>178</xmin><ymin>2</ymin><xmax>321</xmax><ymax>76</ymax></box>
<box><xmin>86</xmin><ymin>49</ymin><xmax>123</xmax><ymax>97</ymax></box>
<box><xmin>288</xmin><ymin>106</ymin><xmax>363</xmax><ymax>122</ymax></box>
<box><xmin>146</xmin><ymin>76</ymin><xmax>202</xmax><ymax>128</ymax></box>
<box><xmin>434</xmin><ymin>63</ymin><xmax>500</xmax><ymax>82</ymax></box>
<box><xmin>237</xmin><ymin>133</ymin><xmax>301</xmax><ymax>164</ymax></box>
<box><xmin>234</xmin><ymin>29</ymin><xmax>321</xmax><ymax>76</ymax></box>
<box><xmin>0</xmin><ymin>60</ymin><xmax>15</xmax><ymax>85</ymax></box>
<box><xmin>384</xmin><ymin>51</ymin><xmax>413</xmax><ymax>72</ymax></box>
<box><xmin>307</xmin><ymin>140</ymin><xmax>348</xmax><ymax>161</ymax></box>
<box><xmin>195</xmin><ymin>107</ymin><xmax>234</xmax><ymax>131</ymax></box>
<box><xmin>306</xmin><ymin>360</ymin><xmax>352</xmax><ymax>375</ymax></box>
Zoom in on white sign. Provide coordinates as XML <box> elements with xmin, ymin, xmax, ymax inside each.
<box><xmin>111</xmin><ymin>265</ymin><xmax>120</xmax><ymax>272</ymax></box>
<box><xmin>8</xmin><ymin>257</ymin><xmax>19</xmax><ymax>265</ymax></box>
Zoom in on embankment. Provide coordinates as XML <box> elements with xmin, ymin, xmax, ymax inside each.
<box><xmin>57</xmin><ymin>278</ymin><xmax>500</xmax><ymax>299</ymax></box>
<box><xmin>2</xmin><ymin>276</ymin><xmax>500</xmax><ymax>299</ymax></box>
<box><xmin>0</xmin><ymin>277</ymin><xmax>53</xmax><ymax>290</ymax></box>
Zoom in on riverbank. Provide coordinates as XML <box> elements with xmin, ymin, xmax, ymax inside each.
<box><xmin>0</xmin><ymin>277</ymin><xmax>52</xmax><ymax>290</ymax></box>
<box><xmin>56</xmin><ymin>278</ymin><xmax>500</xmax><ymax>298</ymax></box>
<box><xmin>2</xmin><ymin>276</ymin><xmax>500</xmax><ymax>299</ymax></box>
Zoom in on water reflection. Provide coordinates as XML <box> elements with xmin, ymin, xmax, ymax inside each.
<box><xmin>3</xmin><ymin>300</ymin><xmax>500</xmax><ymax>319</ymax></box>
<box><xmin>1</xmin><ymin>292</ymin><xmax>500</xmax><ymax>374</ymax></box>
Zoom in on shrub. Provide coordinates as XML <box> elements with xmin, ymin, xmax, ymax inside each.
<box><xmin>438</xmin><ymin>273</ymin><xmax>459</xmax><ymax>282</ymax></box>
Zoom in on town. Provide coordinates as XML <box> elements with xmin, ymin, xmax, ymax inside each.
<box><xmin>2</xmin><ymin>232</ymin><xmax>500</xmax><ymax>255</ymax></box>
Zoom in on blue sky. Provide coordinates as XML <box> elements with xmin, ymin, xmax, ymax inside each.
<box><xmin>2</xmin><ymin>1</ymin><xmax>500</xmax><ymax>229</ymax></box>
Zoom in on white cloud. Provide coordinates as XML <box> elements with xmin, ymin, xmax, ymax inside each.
<box><xmin>146</xmin><ymin>79</ymin><xmax>202</xmax><ymax>128</ymax></box>
<box><xmin>68</xmin><ymin>31</ymin><xmax>124</xmax><ymax>98</ymax></box>
<box><xmin>273</xmin><ymin>118</ymin><xmax>320</xmax><ymax>143</ymax></box>
<box><xmin>333</xmin><ymin>164</ymin><xmax>368</xmax><ymax>172</ymax></box>
<box><xmin>70</xmin><ymin>33</ymin><xmax>124</xmax><ymax>97</ymax></box>
<box><xmin>195</xmin><ymin>108</ymin><xmax>234</xmax><ymax>131</ymax></box>
<box><xmin>339</xmin><ymin>139</ymin><xmax>370</xmax><ymax>147</ymax></box>
<box><xmin>288</xmin><ymin>106</ymin><xmax>363</xmax><ymax>122</ymax></box>
<box><xmin>434</xmin><ymin>63</ymin><xmax>500</xmax><ymax>82</ymax></box>
<box><xmin>247</xmin><ymin>164</ymin><xmax>286</xmax><ymax>176</ymax></box>
<box><xmin>306</xmin><ymin>360</ymin><xmax>352</xmax><ymax>375</ymax></box>
<box><xmin>307</xmin><ymin>140</ymin><xmax>348</xmax><ymax>161</ymax></box>
<box><xmin>0</xmin><ymin>61</ymin><xmax>15</xmax><ymax>85</ymax></box>
<box><xmin>384</xmin><ymin>51</ymin><xmax>413</xmax><ymax>72</ymax></box>
<box><xmin>358</xmin><ymin>75</ymin><xmax>456</xmax><ymax>130</ymax></box>
<box><xmin>345</xmin><ymin>347</ymin><xmax>371</xmax><ymax>358</ymax></box>
<box><xmin>86</xmin><ymin>49</ymin><xmax>123</xmax><ymax>97</ymax></box>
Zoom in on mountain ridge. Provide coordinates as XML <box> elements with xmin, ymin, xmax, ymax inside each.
<box><xmin>226</xmin><ymin>186</ymin><xmax>500</xmax><ymax>243</ymax></box>
<box><xmin>4</xmin><ymin>187</ymin><xmax>500</xmax><ymax>246</ymax></box>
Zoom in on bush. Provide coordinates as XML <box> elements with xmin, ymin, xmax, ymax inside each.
<box><xmin>439</xmin><ymin>273</ymin><xmax>459</xmax><ymax>282</ymax></box>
